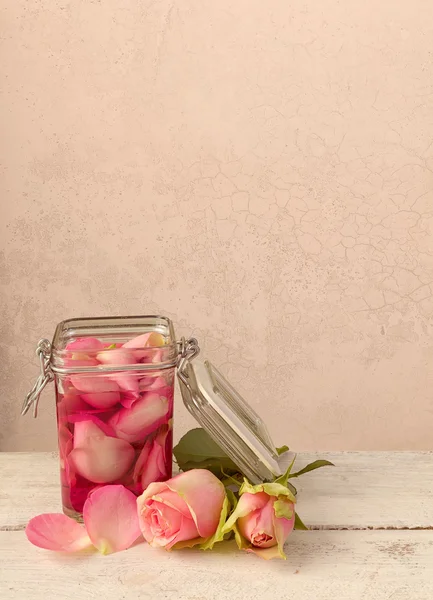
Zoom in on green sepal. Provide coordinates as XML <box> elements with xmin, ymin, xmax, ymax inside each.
<box><xmin>239</xmin><ymin>479</ymin><xmax>296</xmax><ymax>504</ymax></box>
<box><xmin>294</xmin><ymin>512</ymin><xmax>308</xmax><ymax>530</ymax></box>
<box><xmin>274</xmin><ymin>455</ymin><xmax>297</xmax><ymax>487</ymax></box>
<box><xmin>273</xmin><ymin>499</ymin><xmax>295</xmax><ymax>520</ymax></box>
<box><xmin>199</xmin><ymin>495</ymin><xmax>230</xmax><ymax>550</ymax></box>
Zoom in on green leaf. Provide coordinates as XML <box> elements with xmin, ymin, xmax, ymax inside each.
<box><xmin>105</xmin><ymin>343</ymin><xmax>116</xmax><ymax>350</ymax></box>
<box><xmin>276</xmin><ymin>445</ymin><xmax>290</xmax><ymax>456</ymax></box>
<box><xmin>288</xmin><ymin>459</ymin><xmax>334</xmax><ymax>479</ymax></box>
<box><xmin>294</xmin><ymin>512</ymin><xmax>308</xmax><ymax>530</ymax></box>
<box><xmin>173</xmin><ymin>428</ymin><xmax>239</xmax><ymax>477</ymax></box>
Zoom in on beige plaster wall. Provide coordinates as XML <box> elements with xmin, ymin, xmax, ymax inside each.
<box><xmin>1</xmin><ymin>1</ymin><xmax>433</xmax><ymax>452</ymax></box>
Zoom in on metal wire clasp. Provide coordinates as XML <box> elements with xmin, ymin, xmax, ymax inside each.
<box><xmin>177</xmin><ymin>337</ymin><xmax>200</xmax><ymax>385</ymax></box>
<box><xmin>21</xmin><ymin>338</ymin><xmax>54</xmax><ymax>418</ymax></box>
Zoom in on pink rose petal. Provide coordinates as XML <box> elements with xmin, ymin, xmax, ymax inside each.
<box><xmin>83</xmin><ymin>485</ymin><xmax>141</xmax><ymax>554</ymax></box>
<box><xmin>140</xmin><ymin>427</ymin><xmax>170</xmax><ymax>490</ymax></box>
<box><xmin>57</xmin><ymin>393</ymin><xmax>91</xmax><ymax>418</ymax></box>
<box><xmin>164</xmin><ymin>469</ymin><xmax>226</xmax><ymax>538</ymax></box>
<box><xmin>151</xmin><ymin>349</ymin><xmax>164</xmax><ymax>364</ymax></box>
<box><xmin>139</xmin><ymin>376</ymin><xmax>167</xmax><ymax>392</ymax></box>
<box><xmin>70</xmin><ymin>421</ymin><xmax>134</xmax><ymax>483</ymax></box>
<box><xmin>80</xmin><ymin>392</ymin><xmax>121</xmax><ymax>409</ymax></box>
<box><xmin>96</xmin><ymin>350</ymin><xmax>140</xmax><ymax>398</ymax></box>
<box><xmin>119</xmin><ymin>392</ymin><xmax>139</xmax><ymax>409</ymax></box>
<box><xmin>66</xmin><ymin>338</ymin><xmax>104</xmax><ymax>351</ymax></box>
<box><xmin>109</xmin><ymin>393</ymin><xmax>169</xmax><ymax>443</ymax></box>
<box><xmin>165</xmin><ymin>514</ymin><xmax>199</xmax><ymax>550</ymax></box>
<box><xmin>122</xmin><ymin>333</ymin><xmax>153</xmax><ymax>348</ymax></box>
<box><xmin>152</xmin><ymin>488</ymin><xmax>192</xmax><ymax>518</ymax></box>
<box><xmin>133</xmin><ymin>440</ymin><xmax>152</xmax><ymax>483</ymax></box>
<box><xmin>70</xmin><ymin>407</ymin><xmax>117</xmax><ymax>416</ymax></box>
<box><xmin>26</xmin><ymin>514</ymin><xmax>92</xmax><ymax>552</ymax></box>
<box><xmin>71</xmin><ymin>416</ymin><xmax>116</xmax><ymax>441</ymax></box>
<box><xmin>58</xmin><ymin>423</ymin><xmax>73</xmax><ymax>458</ymax></box>
<box><xmin>64</xmin><ymin>451</ymin><xmax>76</xmax><ymax>488</ymax></box>
<box><xmin>239</xmin><ymin>496</ymin><xmax>276</xmax><ymax>548</ymax></box>
<box><xmin>273</xmin><ymin>503</ymin><xmax>295</xmax><ymax>547</ymax></box>
<box><xmin>123</xmin><ymin>332</ymin><xmax>165</xmax><ymax>361</ymax></box>
<box><xmin>97</xmin><ymin>348</ymin><xmax>137</xmax><ymax>366</ymax></box>
<box><xmin>112</xmin><ymin>374</ymin><xmax>139</xmax><ymax>398</ymax></box>
<box><xmin>70</xmin><ymin>376</ymin><xmax>121</xmax><ymax>409</ymax></box>
<box><xmin>58</xmin><ymin>423</ymin><xmax>76</xmax><ymax>488</ymax></box>
<box><xmin>64</xmin><ymin>338</ymin><xmax>103</xmax><ymax>368</ymax></box>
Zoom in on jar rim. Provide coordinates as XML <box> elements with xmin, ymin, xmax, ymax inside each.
<box><xmin>50</xmin><ymin>315</ymin><xmax>178</xmax><ymax>373</ymax></box>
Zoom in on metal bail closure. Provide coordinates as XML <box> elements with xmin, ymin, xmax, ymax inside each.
<box><xmin>22</xmin><ymin>338</ymin><xmax>54</xmax><ymax>418</ymax></box>
<box><xmin>177</xmin><ymin>336</ymin><xmax>200</xmax><ymax>384</ymax></box>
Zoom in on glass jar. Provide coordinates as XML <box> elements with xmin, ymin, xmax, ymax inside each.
<box><xmin>24</xmin><ymin>316</ymin><xmax>180</xmax><ymax>520</ymax></box>
<box><xmin>24</xmin><ymin>314</ymin><xmax>284</xmax><ymax>520</ymax></box>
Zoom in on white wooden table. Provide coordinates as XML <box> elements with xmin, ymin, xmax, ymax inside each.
<box><xmin>1</xmin><ymin>452</ymin><xmax>432</xmax><ymax>599</ymax></box>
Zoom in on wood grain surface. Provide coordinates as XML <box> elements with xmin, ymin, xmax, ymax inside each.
<box><xmin>1</xmin><ymin>452</ymin><xmax>432</xmax><ymax>599</ymax></box>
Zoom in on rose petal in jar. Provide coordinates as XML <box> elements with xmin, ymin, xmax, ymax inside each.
<box><xmin>97</xmin><ymin>348</ymin><xmax>140</xmax><ymax>400</ymax></box>
<box><xmin>69</xmin><ymin>421</ymin><xmax>135</xmax><ymax>484</ymax></box>
<box><xmin>70</xmin><ymin>475</ymin><xmax>98</xmax><ymax>513</ymax></box>
<box><xmin>132</xmin><ymin>441</ymin><xmax>151</xmax><ymax>484</ymax></box>
<box><xmin>112</xmin><ymin>372</ymin><xmax>140</xmax><ymax>398</ymax></box>
<box><xmin>141</xmin><ymin>432</ymin><xmax>170</xmax><ymax>490</ymax></box>
<box><xmin>66</xmin><ymin>338</ymin><xmax>104</xmax><ymax>351</ymax></box>
<box><xmin>70</xmin><ymin>375</ymin><xmax>121</xmax><ymax>409</ymax></box>
<box><xmin>108</xmin><ymin>393</ymin><xmax>169</xmax><ymax>444</ymax></box>
<box><xmin>139</xmin><ymin>376</ymin><xmax>166</xmax><ymax>393</ymax></box>
<box><xmin>119</xmin><ymin>392</ymin><xmax>139</xmax><ymax>409</ymax></box>
<box><xmin>123</xmin><ymin>332</ymin><xmax>165</xmax><ymax>362</ymax></box>
<box><xmin>58</xmin><ymin>423</ymin><xmax>76</xmax><ymax>492</ymax></box>
<box><xmin>64</xmin><ymin>338</ymin><xmax>103</xmax><ymax>367</ymax></box>
<box><xmin>58</xmin><ymin>423</ymin><xmax>73</xmax><ymax>461</ymax></box>
<box><xmin>96</xmin><ymin>348</ymin><xmax>136</xmax><ymax>366</ymax></box>
<box><xmin>69</xmin><ymin>413</ymin><xmax>117</xmax><ymax>439</ymax></box>
<box><xmin>57</xmin><ymin>393</ymin><xmax>91</xmax><ymax>421</ymax></box>
<box><xmin>133</xmin><ymin>426</ymin><xmax>171</xmax><ymax>491</ymax></box>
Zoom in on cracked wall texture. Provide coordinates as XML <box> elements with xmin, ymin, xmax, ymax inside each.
<box><xmin>1</xmin><ymin>1</ymin><xmax>433</xmax><ymax>451</ymax></box>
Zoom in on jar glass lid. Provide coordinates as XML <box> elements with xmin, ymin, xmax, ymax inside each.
<box><xmin>177</xmin><ymin>354</ymin><xmax>283</xmax><ymax>484</ymax></box>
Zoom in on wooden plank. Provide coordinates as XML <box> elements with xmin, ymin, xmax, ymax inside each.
<box><xmin>1</xmin><ymin>530</ymin><xmax>433</xmax><ymax>600</ymax></box>
<box><xmin>1</xmin><ymin>452</ymin><xmax>432</xmax><ymax>530</ymax></box>
<box><xmin>0</xmin><ymin>453</ymin><xmax>60</xmax><ymax>530</ymax></box>
<box><xmin>294</xmin><ymin>451</ymin><xmax>433</xmax><ymax>529</ymax></box>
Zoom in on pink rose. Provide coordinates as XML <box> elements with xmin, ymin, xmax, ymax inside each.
<box><xmin>222</xmin><ymin>481</ymin><xmax>296</xmax><ymax>560</ymax></box>
<box><xmin>137</xmin><ymin>469</ymin><xmax>227</xmax><ymax>550</ymax></box>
